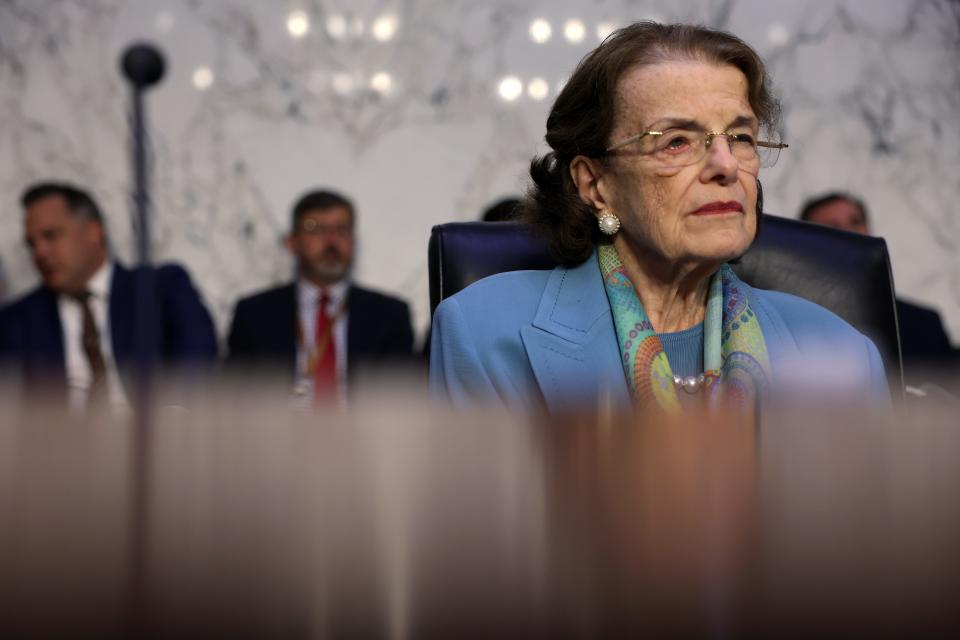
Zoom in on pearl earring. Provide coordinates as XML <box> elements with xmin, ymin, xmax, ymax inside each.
<box><xmin>598</xmin><ymin>212</ymin><xmax>621</xmax><ymax>236</ymax></box>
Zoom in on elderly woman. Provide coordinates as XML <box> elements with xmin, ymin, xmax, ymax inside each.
<box><xmin>430</xmin><ymin>22</ymin><xmax>887</xmax><ymax>411</ymax></box>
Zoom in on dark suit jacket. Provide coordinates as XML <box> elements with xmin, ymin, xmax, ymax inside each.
<box><xmin>226</xmin><ymin>283</ymin><xmax>414</xmax><ymax>384</ymax></box>
<box><xmin>896</xmin><ymin>299</ymin><xmax>957</xmax><ymax>370</ymax></box>
<box><xmin>0</xmin><ymin>262</ymin><xmax>218</xmax><ymax>399</ymax></box>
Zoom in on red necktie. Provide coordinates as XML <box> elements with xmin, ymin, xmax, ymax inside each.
<box><xmin>313</xmin><ymin>291</ymin><xmax>337</xmax><ymax>397</ymax></box>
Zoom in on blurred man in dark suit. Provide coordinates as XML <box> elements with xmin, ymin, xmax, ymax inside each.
<box><xmin>800</xmin><ymin>192</ymin><xmax>957</xmax><ymax>374</ymax></box>
<box><xmin>227</xmin><ymin>189</ymin><xmax>414</xmax><ymax>400</ymax></box>
<box><xmin>0</xmin><ymin>182</ymin><xmax>218</xmax><ymax>411</ymax></box>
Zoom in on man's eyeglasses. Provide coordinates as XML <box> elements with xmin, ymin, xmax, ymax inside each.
<box><xmin>299</xmin><ymin>219</ymin><xmax>353</xmax><ymax>237</ymax></box>
<box><xmin>605</xmin><ymin>128</ymin><xmax>788</xmax><ymax>169</ymax></box>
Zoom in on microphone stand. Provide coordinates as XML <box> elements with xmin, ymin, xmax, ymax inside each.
<box><xmin>119</xmin><ymin>42</ymin><xmax>166</xmax><ymax>637</ymax></box>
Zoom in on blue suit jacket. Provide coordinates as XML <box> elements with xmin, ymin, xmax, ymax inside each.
<box><xmin>0</xmin><ymin>262</ymin><xmax>217</xmax><ymax>400</ymax></box>
<box><xmin>430</xmin><ymin>251</ymin><xmax>888</xmax><ymax>411</ymax></box>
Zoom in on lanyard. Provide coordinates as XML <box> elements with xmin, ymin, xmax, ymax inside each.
<box><xmin>295</xmin><ymin>298</ymin><xmax>347</xmax><ymax>375</ymax></box>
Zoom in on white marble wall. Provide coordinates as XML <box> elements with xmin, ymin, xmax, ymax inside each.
<box><xmin>1</xmin><ymin>0</ymin><xmax>958</xmax><ymax>346</ymax></box>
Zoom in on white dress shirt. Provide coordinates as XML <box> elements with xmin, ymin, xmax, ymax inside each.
<box><xmin>58</xmin><ymin>261</ymin><xmax>128</xmax><ymax>412</ymax></box>
<box><xmin>295</xmin><ymin>278</ymin><xmax>349</xmax><ymax>402</ymax></box>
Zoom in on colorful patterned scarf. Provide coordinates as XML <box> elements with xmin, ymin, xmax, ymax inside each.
<box><xmin>598</xmin><ymin>243</ymin><xmax>771</xmax><ymax>411</ymax></box>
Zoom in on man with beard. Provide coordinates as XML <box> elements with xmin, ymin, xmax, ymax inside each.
<box><xmin>226</xmin><ymin>189</ymin><xmax>414</xmax><ymax>400</ymax></box>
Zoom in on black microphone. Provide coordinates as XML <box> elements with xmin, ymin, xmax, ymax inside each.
<box><xmin>118</xmin><ymin>41</ymin><xmax>166</xmax><ymax>421</ymax></box>
<box><xmin>119</xmin><ymin>42</ymin><xmax>168</xmax><ymax>633</ymax></box>
<box><xmin>120</xmin><ymin>43</ymin><xmax>166</xmax><ymax>89</ymax></box>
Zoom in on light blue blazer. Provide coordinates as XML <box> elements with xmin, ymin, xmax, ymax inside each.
<box><xmin>429</xmin><ymin>250</ymin><xmax>889</xmax><ymax>411</ymax></box>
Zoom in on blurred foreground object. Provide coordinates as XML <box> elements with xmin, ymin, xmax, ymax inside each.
<box><xmin>2</xmin><ymin>382</ymin><xmax>960</xmax><ymax>636</ymax></box>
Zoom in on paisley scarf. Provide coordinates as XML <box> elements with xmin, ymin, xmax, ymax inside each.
<box><xmin>598</xmin><ymin>243</ymin><xmax>770</xmax><ymax>411</ymax></box>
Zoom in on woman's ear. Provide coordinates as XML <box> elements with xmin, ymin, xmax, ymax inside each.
<box><xmin>570</xmin><ymin>155</ymin><xmax>610</xmax><ymax>213</ymax></box>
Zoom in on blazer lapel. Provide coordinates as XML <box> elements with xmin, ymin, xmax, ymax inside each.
<box><xmin>31</xmin><ymin>288</ymin><xmax>67</xmax><ymax>382</ymax></box>
<box><xmin>345</xmin><ymin>286</ymin><xmax>362</xmax><ymax>370</ymax></box>
<box><xmin>519</xmin><ymin>251</ymin><xmax>630</xmax><ymax>412</ymax></box>
<box><xmin>280</xmin><ymin>284</ymin><xmax>298</xmax><ymax>377</ymax></box>
<box><xmin>737</xmin><ymin>274</ymin><xmax>801</xmax><ymax>371</ymax></box>
<box><xmin>109</xmin><ymin>263</ymin><xmax>134</xmax><ymax>366</ymax></box>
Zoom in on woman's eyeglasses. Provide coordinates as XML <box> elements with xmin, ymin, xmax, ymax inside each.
<box><xmin>606</xmin><ymin>128</ymin><xmax>788</xmax><ymax>169</ymax></box>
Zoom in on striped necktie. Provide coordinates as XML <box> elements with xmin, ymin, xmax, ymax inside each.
<box><xmin>71</xmin><ymin>290</ymin><xmax>108</xmax><ymax>404</ymax></box>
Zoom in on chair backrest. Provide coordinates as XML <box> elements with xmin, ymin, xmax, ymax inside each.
<box><xmin>428</xmin><ymin>215</ymin><xmax>904</xmax><ymax>391</ymax></box>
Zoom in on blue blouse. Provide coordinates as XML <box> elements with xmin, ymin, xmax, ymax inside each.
<box><xmin>660</xmin><ymin>322</ymin><xmax>704</xmax><ymax>378</ymax></box>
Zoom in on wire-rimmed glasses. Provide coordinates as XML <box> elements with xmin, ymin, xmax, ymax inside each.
<box><xmin>606</xmin><ymin>127</ymin><xmax>788</xmax><ymax>169</ymax></box>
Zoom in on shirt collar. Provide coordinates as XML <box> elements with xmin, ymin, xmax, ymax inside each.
<box><xmin>297</xmin><ymin>277</ymin><xmax>349</xmax><ymax>307</ymax></box>
<box><xmin>64</xmin><ymin>260</ymin><xmax>112</xmax><ymax>302</ymax></box>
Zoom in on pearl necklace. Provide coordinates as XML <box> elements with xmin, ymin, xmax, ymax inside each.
<box><xmin>673</xmin><ymin>373</ymin><xmax>706</xmax><ymax>394</ymax></box>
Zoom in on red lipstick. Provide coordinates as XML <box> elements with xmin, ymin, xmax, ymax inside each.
<box><xmin>691</xmin><ymin>201</ymin><xmax>743</xmax><ymax>216</ymax></box>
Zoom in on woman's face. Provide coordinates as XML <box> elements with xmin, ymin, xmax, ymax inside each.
<box><xmin>599</xmin><ymin>60</ymin><xmax>760</xmax><ymax>270</ymax></box>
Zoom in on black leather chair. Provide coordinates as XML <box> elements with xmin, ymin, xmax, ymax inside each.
<box><xmin>428</xmin><ymin>215</ymin><xmax>904</xmax><ymax>393</ymax></box>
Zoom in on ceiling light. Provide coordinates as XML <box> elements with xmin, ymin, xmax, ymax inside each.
<box><xmin>370</xmin><ymin>72</ymin><xmax>394</xmax><ymax>95</ymax></box>
<box><xmin>529</xmin><ymin>18</ymin><xmax>552</xmax><ymax>44</ymax></box>
<box><xmin>527</xmin><ymin>77</ymin><xmax>549</xmax><ymax>101</ymax></box>
<box><xmin>498</xmin><ymin>76</ymin><xmax>523</xmax><ymax>102</ymax></box>
<box><xmin>192</xmin><ymin>66</ymin><xmax>214</xmax><ymax>90</ymax></box>
<box><xmin>287</xmin><ymin>10</ymin><xmax>310</xmax><ymax>38</ymax></box>
<box><xmin>595</xmin><ymin>21</ymin><xmax>616</xmax><ymax>41</ymax></box>
<box><xmin>564</xmin><ymin>19</ymin><xmax>585</xmax><ymax>44</ymax></box>
<box><xmin>372</xmin><ymin>14</ymin><xmax>398</xmax><ymax>42</ymax></box>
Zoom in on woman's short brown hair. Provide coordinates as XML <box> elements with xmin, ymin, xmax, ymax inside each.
<box><xmin>523</xmin><ymin>21</ymin><xmax>781</xmax><ymax>265</ymax></box>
